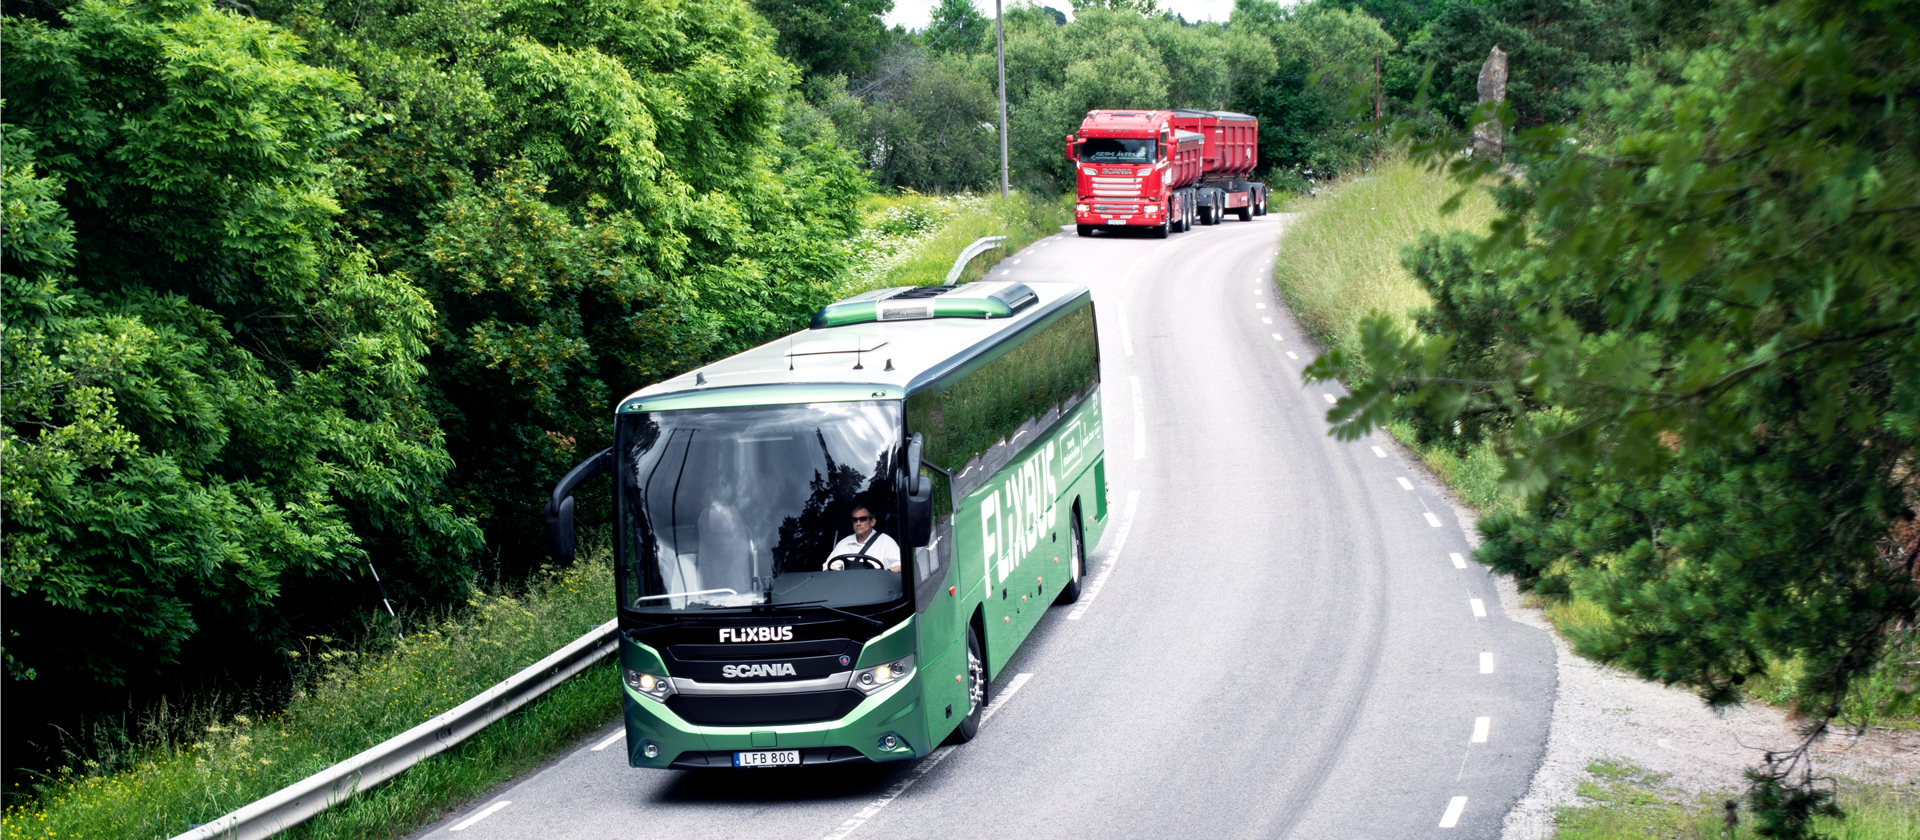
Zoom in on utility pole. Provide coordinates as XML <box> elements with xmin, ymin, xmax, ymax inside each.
<box><xmin>1374</xmin><ymin>55</ymin><xmax>1383</xmax><ymax>122</ymax></box>
<box><xmin>996</xmin><ymin>0</ymin><xmax>1009</xmax><ymax>198</ymax></box>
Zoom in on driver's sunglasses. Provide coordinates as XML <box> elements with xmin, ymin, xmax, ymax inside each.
<box><xmin>852</xmin><ymin>515</ymin><xmax>875</xmax><ymax>522</ymax></box>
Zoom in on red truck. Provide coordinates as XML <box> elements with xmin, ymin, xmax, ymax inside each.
<box><xmin>1066</xmin><ymin>108</ymin><xmax>1269</xmax><ymax>238</ymax></box>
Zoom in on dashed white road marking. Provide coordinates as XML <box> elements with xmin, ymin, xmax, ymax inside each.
<box><xmin>1372</xmin><ymin>446</ymin><xmax>1387</xmax><ymax>458</ymax></box>
<box><xmin>1271</xmin><ymin>333</ymin><xmax>1284</xmax><ymax>342</ymax></box>
<box><xmin>1013</xmin><ymin>259</ymin><xmax>1023</xmax><ymax>264</ymax></box>
<box><xmin>1470</xmin><ymin>598</ymin><xmax>1486</xmax><ymax>618</ymax></box>
<box><xmin>1068</xmin><ymin>490</ymin><xmax>1141</xmax><ymax>620</ymax></box>
<box><xmin>820</xmin><ymin>674</ymin><xmax>1034</xmax><ymax>840</ymax></box>
<box><xmin>1322</xmin><ymin>393</ymin><xmax>1338</xmax><ymax>404</ymax></box>
<box><xmin>1450</xmin><ymin>552</ymin><xmax>1468</xmax><ymax>568</ymax></box>
<box><xmin>591</xmin><ymin>730</ymin><xmax>625</xmax><ymax>751</ymax></box>
<box><xmin>1255</xmin><ymin>302</ymin><xmax>1266</xmax><ymax>309</ymax></box>
<box><xmin>1471</xmin><ymin>716</ymin><xmax>1491</xmax><ymax>743</ymax></box>
<box><xmin>1396</xmin><ymin>477</ymin><xmax>1415</xmax><ymax>491</ymax></box>
<box><xmin>1424</xmin><ymin>512</ymin><xmax>1444</xmax><ymax>528</ymax></box>
<box><xmin>1480</xmin><ymin>652</ymin><xmax>1495</xmax><ymax>674</ymax></box>
<box><xmin>1000</xmin><ymin>269</ymin><xmax>1010</xmax><ymax>276</ymax></box>
<box><xmin>1130</xmin><ymin>376</ymin><xmax>1146</xmax><ymax>460</ymax></box>
<box><xmin>450</xmin><ymin>801</ymin><xmax>512</xmax><ymax>832</ymax></box>
<box><xmin>1286</xmin><ymin>351</ymin><xmax>1298</xmax><ymax>359</ymax></box>
<box><xmin>1261</xmin><ymin>317</ymin><xmax>1272</xmax><ymax>324</ymax></box>
<box><xmin>1439</xmin><ymin>796</ymin><xmax>1468</xmax><ymax>828</ymax></box>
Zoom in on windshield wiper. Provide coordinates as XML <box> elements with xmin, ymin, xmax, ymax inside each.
<box><xmin>759</xmin><ymin>599</ymin><xmax>883</xmax><ymax>628</ymax></box>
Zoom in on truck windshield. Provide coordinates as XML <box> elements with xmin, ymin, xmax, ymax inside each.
<box><xmin>616</xmin><ymin>402</ymin><xmax>904</xmax><ymax>613</ymax></box>
<box><xmin>1079</xmin><ymin>137</ymin><xmax>1157</xmax><ymax>164</ymax></box>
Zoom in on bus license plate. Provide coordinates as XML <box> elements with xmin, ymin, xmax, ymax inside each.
<box><xmin>734</xmin><ymin>750</ymin><xmax>800</xmax><ymax>768</ymax></box>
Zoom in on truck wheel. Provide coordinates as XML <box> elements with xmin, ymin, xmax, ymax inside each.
<box><xmin>1076</xmin><ymin>224</ymin><xmax>1094</xmax><ymax>237</ymax></box>
<box><xmin>1152</xmin><ymin>219</ymin><xmax>1168</xmax><ymax>239</ymax></box>
<box><xmin>948</xmin><ymin>624</ymin><xmax>989</xmax><ymax>744</ymax></box>
<box><xmin>1237</xmin><ymin>205</ymin><xmax>1252</xmax><ymax>221</ymax></box>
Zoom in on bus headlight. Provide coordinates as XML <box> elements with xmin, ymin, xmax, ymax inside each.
<box><xmin>852</xmin><ymin>655</ymin><xmax>914</xmax><ymax>695</ymax></box>
<box><xmin>624</xmin><ymin>668</ymin><xmax>675</xmax><ymax>701</ymax></box>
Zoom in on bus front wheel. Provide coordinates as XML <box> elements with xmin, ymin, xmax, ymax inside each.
<box><xmin>949</xmin><ymin>625</ymin><xmax>989</xmax><ymax>743</ymax></box>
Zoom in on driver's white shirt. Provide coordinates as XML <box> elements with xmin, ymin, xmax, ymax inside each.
<box><xmin>825</xmin><ymin>531</ymin><xmax>901</xmax><ymax>571</ymax></box>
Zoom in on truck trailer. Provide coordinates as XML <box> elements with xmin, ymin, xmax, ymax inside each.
<box><xmin>1067</xmin><ymin>108</ymin><xmax>1268</xmax><ymax>238</ymax></box>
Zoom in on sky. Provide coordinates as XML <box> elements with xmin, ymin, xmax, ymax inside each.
<box><xmin>883</xmin><ymin>0</ymin><xmax>1249</xmax><ymax>30</ymax></box>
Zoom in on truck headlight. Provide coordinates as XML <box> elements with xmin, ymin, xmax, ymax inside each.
<box><xmin>1145</xmin><ymin>205</ymin><xmax>1158</xmax><ymax>214</ymax></box>
<box><xmin>852</xmin><ymin>655</ymin><xmax>914</xmax><ymax>695</ymax></box>
<box><xmin>1075</xmin><ymin>204</ymin><xmax>1088</xmax><ymax>213</ymax></box>
<box><xmin>624</xmin><ymin>668</ymin><xmax>675</xmax><ymax>701</ymax></box>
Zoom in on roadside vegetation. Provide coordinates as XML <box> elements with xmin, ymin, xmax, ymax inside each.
<box><xmin>1554</xmin><ymin>760</ymin><xmax>1917</xmax><ymax>840</ymax></box>
<box><xmin>2</xmin><ymin>554</ymin><xmax>617</xmax><ymax>840</ymax></box>
<box><xmin>838</xmin><ymin>191</ymin><xmax>1073</xmax><ymax>299</ymax></box>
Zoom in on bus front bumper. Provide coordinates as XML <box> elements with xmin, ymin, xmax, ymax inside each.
<box><xmin>620</xmin><ymin>674</ymin><xmax>930</xmax><ymax>769</ymax></box>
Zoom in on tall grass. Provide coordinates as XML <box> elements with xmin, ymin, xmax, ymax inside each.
<box><xmin>2</xmin><ymin>556</ymin><xmax>619</xmax><ymax>840</ymax></box>
<box><xmin>1271</xmin><ymin>154</ymin><xmax>1498</xmax><ymax>361</ymax></box>
<box><xmin>837</xmin><ymin>190</ymin><xmax>1072</xmax><ymax>299</ymax></box>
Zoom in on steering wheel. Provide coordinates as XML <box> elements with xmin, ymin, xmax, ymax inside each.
<box><xmin>825</xmin><ymin>554</ymin><xmax>888</xmax><ymax>571</ymax></box>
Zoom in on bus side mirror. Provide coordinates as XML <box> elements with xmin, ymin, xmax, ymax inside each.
<box><xmin>545</xmin><ymin>447</ymin><xmax>613</xmax><ymax>564</ymax></box>
<box><xmin>903</xmin><ymin>434</ymin><xmax>932</xmax><ymax>547</ymax></box>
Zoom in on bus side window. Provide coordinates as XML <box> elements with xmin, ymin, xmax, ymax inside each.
<box><xmin>926</xmin><ymin>301</ymin><xmax>1100</xmax><ymax>500</ymax></box>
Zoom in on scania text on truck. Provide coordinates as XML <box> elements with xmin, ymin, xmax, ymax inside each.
<box><xmin>544</xmin><ymin>281</ymin><xmax>1109</xmax><ymax>769</ymax></box>
<box><xmin>1067</xmin><ymin>108</ymin><xmax>1268</xmax><ymax>237</ymax></box>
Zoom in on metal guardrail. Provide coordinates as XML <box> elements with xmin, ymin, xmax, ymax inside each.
<box><xmin>945</xmin><ymin>235</ymin><xmax>1008</xmax><ymax>283</ymax></box>
<box><xmin>173</xmin><ymin>620</ymin><xmax>620</xmax><ymax>840</ymax></box>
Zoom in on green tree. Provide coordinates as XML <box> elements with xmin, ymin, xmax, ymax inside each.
<box><xmin>1407</xmin><ymin>0</ymin><xmax>1642</xmax><ymax>129</ymax></box>
<box><xmin>2</xmin><ymin>0</ymin><xmax>481</xmax><ymax>717</ymax></box>
<box><xmin>1230</xmin><ymin>0</ymin><xmax>1393</xmax><ymax>183</ymax></box>
<box><xmin>1312</xmin><ymin>0</ymin><xmax>1919</xmax><ymax>832</ymax></box>
<box><xmin>927</xmin><ymin>0</ymin><xmax>991</xmax><ymax>54</ymax></box>
<box><xmin>752</xmin><ymin>0</ymin><xmax>897</xmax><ymax>78</ymax></box>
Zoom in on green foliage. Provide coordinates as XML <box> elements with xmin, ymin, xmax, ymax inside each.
<box><xmin>3</xmin><ymin>0</ymin><xmax>868</xmax><ymax>777</ymax></box>
<box><xmin>1309</xmin><ymin>0</ymin><xmax>1920</xmax><ymax>832</ymax></box>
<box><xmin>1407</xmin><ymin>0</ymin><xmax>1643</xmax><ymax>129</ymax></box>
<box><xmin>829</xmin><ymin>50</ymin><xmax>1002</xmax><ymax>193</ymax></box>
<box><xmin>1</xmin><ymin>557</ymin><xmax>618</xmax><ymax>840</ymax></box>
<box><xmin>752</xmin><ymin>0</ymin><xmax>895</xmax><ymax>78</ymax></box>
<box><xmin>1555</xmin><ymin>760</ymin><xmax>1918</xmax><ymax>840</ymax></box>
<box><xmin>1229</xmin><ymin>0</ymin><xmax>1394</xmax><ymax>184</ymax></box>
<box><xmin>2</xmin><ymin>0</ymin><xmax>481</xmax><ymax>700</ymax></box>
<box><xmin>928</xmin><ymin>0</ymin><xmax>991</xmax><ymax>54</ymax></box>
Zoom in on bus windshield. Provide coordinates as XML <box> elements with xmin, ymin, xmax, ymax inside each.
<box><xmin>1078</xmin><ymin>137</ymin><xmax>1156</xmax><ymax>164</ymax></box>
<box><xmin>616</xmin><ymin>402</ymin><xmax>904</xmax><ymax>613</ymax></box>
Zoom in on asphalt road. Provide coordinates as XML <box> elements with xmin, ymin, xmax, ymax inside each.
<box><xmin>411</xmin><ymin>214</ymin><xmax>1558</xmax><ymax>840</ymax></box>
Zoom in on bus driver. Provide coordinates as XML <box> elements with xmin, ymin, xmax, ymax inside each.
<box><xmin>823</xmin><ymin>505</ymin><xmax>901</xmax><ymax>573</ymax></box>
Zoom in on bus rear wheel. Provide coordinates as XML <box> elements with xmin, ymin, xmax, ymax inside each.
<box><xmin>1055</xmin><ymin>510</ymin><xmax>1086</xmax><ymax>605</ymax></box>
<box><xmin>948</xmin><ymin>625</ymin><xmax>989</xmax><ymax>743</ymax></box>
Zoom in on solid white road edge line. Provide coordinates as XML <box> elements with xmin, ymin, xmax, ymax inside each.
<box><xmin>1396</xmin><ymin>477</ymin><xmax>1415</xmax><ymax>491</ymax></box>
<box><xmin>1130</xmin><ymin>376</ymin><xmax>1146</xmax><ymax>460</ymax></box>
<box><xmin>590</xmin><ymin>730</ymin><xmax>624</xmax><ymax>751</ymax></box>
<box><xmin>1480</xmin><ymin>652</ymin><xmax>1495</xmax><ymax>674</ymax></box>
<box><xmin>819</xmin><ymin>674</ymin><xmax>1035</xmax><ymax>840</ymax></box>
<box><xmin>1424</xmin><ymin>512</ymin><xmax>1444</xmax><ymax>528</ymax></box>
<box><xmin>1470</xmin><ymin>598</ymin><xmax>1487</xmax><ymax>618</ymax></box>
<box><xmin>1120</xmin><ymin>301</ymin><xmax>1134</xmax><ymax>356</ymax></box>
<box><xmin>1439</xmin><ymin>796</ymin><xmax>1468</xmax><ymax>828</ymax></box>
<box><xmin>1068</xmin><ymin>490</ymin><xmax>1141</xmax><ymax>620</ymax></box>
<box><xmin>1450</xmin><ymin>552</ymin><xmax>1468</xmax><ymax>568</ymax></box>
<box><xmin>1372</xmin><ymin>446</ymin><xmax>1387</xmax><ymax>458</ymax></box>
<box><xmin>1472</xmin><ymin>716</ymin><xmax>1491</xmax><ymax>743</ymax></box>
<box><xmin>449</xmin><ymin>801</ymin><xmax>512</xmax><ymax>832</ymax></box>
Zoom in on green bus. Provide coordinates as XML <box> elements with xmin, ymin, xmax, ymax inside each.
<box><xmin>545</xmin><ymin>281</ymin><xmax>1109</xmax><ymax>768</ymax></box>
